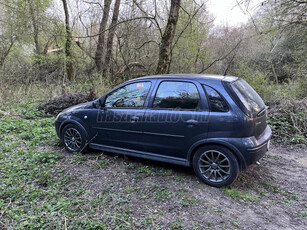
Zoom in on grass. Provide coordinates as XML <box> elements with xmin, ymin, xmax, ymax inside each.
<box><xmin>179</xmin><ymin>194</ymin><xmax>196</xmax><ymax>207</ymax></box>
<box><xmin>1</xmin><ymin>102</ymin><xmax>306</xmax><ymax>229</ymax></box>
<box><xmin>0</xmin><ymin>104</ymin><xmax>134</xmax><ymax>229</ymax></box>
<box><xmin>170</xmin><ymin>218</ymin><xmax>183</xmax><ymax>229</ymax></box>
<box><xmin>0</xmin><ymin>103</ymin><xmax>201</xmax><ymax>229</ymax></box>
<box><xmin>137</xmin><ymin>165</ymin><xmax>154</xmax><ymax>175</ymax></box>
<box><xmin>141</xmin><ymin>216</ymin><xmax>153</xmax><ymax>226</ymax></box>
<box><xmin>262</xmin><ymin>181</ymin><xmax>284</xmax><ymax>194</ymax></box>
<box><xmin>261</xmin><ymin>181</ymin><xmax>301</xmax><ymax>206</ymax></box>
<box><xmin>92</xmin><ymin>159</ymin><xmax>110</xmax><ymax>170</ymax></box>
<box><xmin>153</xmin><ymin>188</ymin><xmax>173</xmax><ymax>201</ymax></box>
<box><xmin>222</xmin><ymin>188</ymin><xmax>261</xmax><ymax>202</ymax></box>
<box><xmin>229</xmin><ymin>219</ymin><xmax>240</xmax><ymax>228</ymax></box>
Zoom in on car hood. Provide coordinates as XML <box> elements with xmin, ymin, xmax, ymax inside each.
<box><xmin>62</xmin><ymin>101</ymin><xmax>94</xmax><ymax>113</ymax></box>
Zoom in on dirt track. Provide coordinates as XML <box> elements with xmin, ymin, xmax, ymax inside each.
<box><xmin>57</xmin><ymin>142</ymin><xmax>307</xmax><ymax>229</ymax></box>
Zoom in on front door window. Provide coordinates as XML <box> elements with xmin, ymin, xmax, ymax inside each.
<box><xmin>105</xmin><ymin>82</ymin><xmax>151</xmax><ymax>108</ymax></box>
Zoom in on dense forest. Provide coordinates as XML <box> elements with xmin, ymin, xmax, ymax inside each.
<box><xmin>0</xmin><ymin>0</ymin><xmax>306</xmax><ymax>136</ymax></box>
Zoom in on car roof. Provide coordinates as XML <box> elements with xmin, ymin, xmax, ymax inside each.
<box><xmin>133</xmin><ymin>74</ymin><xmax>238</xmax><ymax>83</ymax></box>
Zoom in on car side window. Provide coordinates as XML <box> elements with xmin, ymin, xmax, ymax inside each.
<box><xmin>153</xmin><ymin>81</ymin><xmax>200</xmax><ymax>110</ymax></box>
<box><xmin>105</xmin><ymin>81</ymin><xmax>151</xmax><ymax>108</ymax></box>
<box><xmin>204</xmin><ymin>85</ymin><xmax>228</xmax><ymax>112</ymax></box>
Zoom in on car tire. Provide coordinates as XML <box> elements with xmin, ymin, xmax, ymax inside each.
<box><xmin>193</xmin><ymin>144</ymin><xmax>239</xmax><ymax>187</ymax></box>
<box><xmin>61</xmin><ymin>124</ymin><xmax>89</xmax><ymax>153</ymax></box>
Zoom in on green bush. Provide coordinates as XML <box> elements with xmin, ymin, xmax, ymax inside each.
<box><xmin>268</xmin><ymin>98</ymin><xmax>307</xmax><ymax>144</ymax></box>
<box><xmin>296</xmin><ymin>75</ymin><xmax>307</xmax><ymax>98</ymax></box>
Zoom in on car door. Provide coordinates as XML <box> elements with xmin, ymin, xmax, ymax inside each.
<box><xmin>203</xmin><ymin>84</ymin><xmax>236</xmax><ymax>138</ymax></box>
<box><xmin>90</xmin><ymin>80</ymin><xmax>153</xmax><ymax>151</ymax></box>
<box><xmin>142</xmin><ymin>80</ymin><xmax>210</xmax><ymax>159</ymax></box>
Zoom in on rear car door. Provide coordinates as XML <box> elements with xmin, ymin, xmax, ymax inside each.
<box><xmin>203</xmin><ymin>84</ymin><xmax>237</xmax><ymax>138</ymax></box>
<box><xmin>91</xmin><ymin>80</ymin><xmax>153</xmax><ymax>151</ymax></box>
<box><xmin>142</xmin><ymin>80</ymin><xmax>209</xmax><ymax>159</ymax></box>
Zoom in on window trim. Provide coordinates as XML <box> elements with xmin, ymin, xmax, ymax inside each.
<box><xmin>202</xmin><ymin>84</ymin><xmax>229</xmax><ymax>113</ymax></box>
<box><xmin>103</xmin><ymin>81</ymin><xmax>152</xmax><ymax>109</ymax></box>
<box><xmin>150</xmin><ymin>80</ymin><xmax>203</xmax><ymax>111</ymax></box>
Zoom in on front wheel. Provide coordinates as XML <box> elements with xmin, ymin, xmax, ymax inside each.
<box><xmin>193</xmin><ymin>145</ymin><xmax>239</xmax><ymax>187</ymax></box>
<box><xmin>61</xmin><ymin>124</ymin><xmax>89</xmax><ymax>153</ymax></box>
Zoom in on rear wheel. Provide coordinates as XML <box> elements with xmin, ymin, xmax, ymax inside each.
<box><xmin>193</xmin><ymin>145</ymin><xmax>239</xmax><ymax>187</ymax></box>
<box><xmin>61</xmin><ymin>124</ymin><xmax>88</xmax><ymax>153</ymax></box>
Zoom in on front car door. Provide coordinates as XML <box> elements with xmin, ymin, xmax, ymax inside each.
<box><xmin>142</xmin><ymin>80</ymin><xmax>210</xmax><ymax>159</ymax></box>
<box><xmin>90</xmin><ymin>80</ymin><xmax>154</xmax><ymax>151</ymax></box>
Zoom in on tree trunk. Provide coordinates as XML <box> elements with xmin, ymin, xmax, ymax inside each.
<box><xmin>62</xmin><ymin>0</ymin><xmax>74</xmax><ymax>81</ymax></box>
<box><xmin>95</xmin><ymin>0</ymin><xmax>112</xmax><ymax>72</ymax></box>
<box><xmin>29</xmin><ymin>0</ymin><xmax>40</xmax><ymax>55</ymax></box>
<box><xmin>0</xmin><ymin>40</ymin><xmax>14</xmax><ymax>68</ymax></box>
<box><xmin>156</xmin><ymin>0</ymin><xmax>181</xmax><ymax>74</ymax></box>
<box><xmin>103</xmin><ymin>0</ymin><xmax>121</xmax><ymax>77</ymax></box>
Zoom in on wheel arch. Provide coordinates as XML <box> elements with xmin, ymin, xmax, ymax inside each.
<box><xmin>59</xmin><ymin>119</ymin><xmax>90</xmax><ymax>141</ymax></box>
<box><xmin>187</xmin><ymin>139</ymin><xmax>247</xmax><ymax>170</ymax></box>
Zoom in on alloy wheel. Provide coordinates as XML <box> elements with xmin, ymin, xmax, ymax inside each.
<box><xmin>198</xmin><ymin>150</ymin><xmax>231</xmax><ymax>183</ymax></box>
<box><xmin>63</xmin><ymin>128</ymin><xmax>82</xmax><ymax>152</ymax></box>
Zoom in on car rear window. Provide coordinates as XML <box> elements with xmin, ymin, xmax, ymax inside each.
<box><xmin>231</xmin><ymin>79</ymin><xmax>265</xmax><ymax>116</ymax></box>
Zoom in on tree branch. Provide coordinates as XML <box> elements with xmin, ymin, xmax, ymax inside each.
<box><xmin>199</xmin><ymin>39</ymin><xmax>242</xmax><ymax>74</ymax></box>
<box><xmin>58</xmin><ymin>16</ymin><xmax>156</xmax><ymax>39</ymax></box>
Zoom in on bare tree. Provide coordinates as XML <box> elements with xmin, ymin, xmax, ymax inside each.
<box><xmin>103</xmin><ymin>0</ymin><xmax>121</xmax><ymax>77</ymax></box>
<box><xmin>95</xmin><ymin>0</ymin><xmax>112</xmax><ymax>71</ymax></box>
<box><xmin>0</xmin><ymin>40</ymin><xmax>15</xmax><ymax>68</ymax></box>
<box><xmin>156</xmin><ymin>0</ymin><xmax>181</xmax><ymax>74</ymax></box>
<box><xmin>62</xmin><ymin>0</ymin><xmax>74</xmax><ymax>81</ymax></box>
<box><xmin>29</xmin><ymin>0</ymin><xmax>41</xmax><ymax>55</ymax></box>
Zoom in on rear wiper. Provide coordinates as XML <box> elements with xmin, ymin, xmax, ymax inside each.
<box><xmin>257</xmin><ymin>106</ymin><xmax>269</xmax><ymax>117</ymax></box>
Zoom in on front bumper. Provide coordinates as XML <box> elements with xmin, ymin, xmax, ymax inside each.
<box><xmin>55</xmin><ymin>120</ymin><xmax>61</xmax><ymax>138</ymax></box>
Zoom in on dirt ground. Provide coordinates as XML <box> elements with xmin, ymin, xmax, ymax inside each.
<box><xmin>55</xmin><ymin>142</ymin><xmax>307</xmax><ymax>229</ymax></box>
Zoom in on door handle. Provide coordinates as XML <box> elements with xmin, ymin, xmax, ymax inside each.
<box><xmin>186</xmin><ymin>119</ymin><xmax>198</xmax><ymax>127</ymax></box>
<box><xmin>130</xmin><ymin>116</ymin><xmax>140</xmax><ymax>123</ymax></box>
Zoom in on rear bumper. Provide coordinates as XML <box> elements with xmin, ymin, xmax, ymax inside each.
<box><xmin>245</xmin><ymin>141</ymin><xmax>269</xmax><ymax>165</ymax></box>
<box><xmin>240</xmin><ymin>125</ymin><xmax>272</xmax><ymax>166</ymax></box>
<box><xmin>187</xmin><ymin>125</ymin><xmax>272</xmax><ymax>170</ymax></box>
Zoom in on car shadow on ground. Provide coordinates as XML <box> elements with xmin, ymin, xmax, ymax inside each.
<box><xmin>81</xmin><ymin>147</ymin><xmax>274</xmax><ymax>189</ymax></box>
<box><xmin>86</xmin><ymin>148</ymin><xmax>196</xmax><ymax>175</ymax></box>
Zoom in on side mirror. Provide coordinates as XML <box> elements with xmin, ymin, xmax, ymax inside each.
<box><xmin>92</xmin><ymin>97</ymin><xmax>105</xmax><ymax>109</ymax></box>
<box><xmin>98</xmin><ymin>96</ymin><xmax>106</xmax><ymax>108</ymax></box>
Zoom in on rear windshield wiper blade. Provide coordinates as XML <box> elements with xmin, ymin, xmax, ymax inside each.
<box><xmin>257</xmin><ymin>106</ymin><xmax>269</xmax><ymax>116</ymax></box>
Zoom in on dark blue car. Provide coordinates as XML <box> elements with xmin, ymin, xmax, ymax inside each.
<box><xmin>55</xmin><ymin>74</ymin><xmax>271</xmax><ymax>187</ymax></box>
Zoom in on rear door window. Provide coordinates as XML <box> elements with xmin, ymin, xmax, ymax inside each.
<box><xmin>153</xmin><ymin>81</ymin><xmax>200</xmax><ymax>110</ymax></box>
<box><xmin>203</xmin><ymin>85</ymin><xmax>228</xmax><ymax>112</ymax></box>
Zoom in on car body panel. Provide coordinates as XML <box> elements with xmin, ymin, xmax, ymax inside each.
<box><xmin>90</xmin><ymin>108</ymin><xmax>146</xmax><ymax>151</ymax></box>
<box><xmin>141</xmin><ymin>78</ymin><xmax>210</xmax><ymax>158</ymax></box>
<box><xmin>55</xmin><ymin>74</ymin><xmax>272</xmax><ymax>171</ymax></box>
<box><xmin>89</xmin><ymin>143</ymin><xmax>190</xmax><ymax>166</ymax></box>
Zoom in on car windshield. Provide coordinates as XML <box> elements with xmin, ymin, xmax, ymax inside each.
<box><xmin>231</xmin><ymin>79</ymin><xmax>265</xmax><ymax>116</ymax></box>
